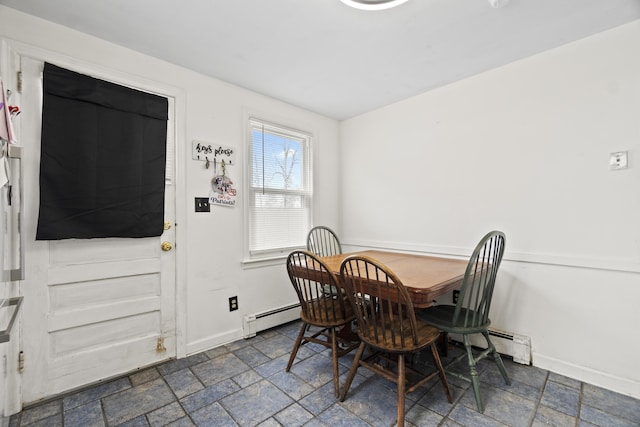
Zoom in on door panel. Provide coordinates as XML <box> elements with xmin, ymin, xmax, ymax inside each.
<box><xmin>19</xmin><ymin>56</ymin><xmax>176</xmax><ymax>403</ymax></box>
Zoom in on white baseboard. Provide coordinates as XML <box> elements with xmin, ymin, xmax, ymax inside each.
<box><xmin>184</xmin><ymin>303</ymin><xmax>301</xmax><ymax>356</ymax></box>
<box><xmin>533</xmin><ymin>352</ymin><xmax>640</xmax><ymax>400</ymax></box>
<box><xmin>185</xmin><ymin>328</ymin><xmax>244</xmax><ymax>356</ymax></box>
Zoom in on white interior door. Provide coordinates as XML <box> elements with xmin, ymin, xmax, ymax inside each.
<box><xmin>19</xmin><ymin>56</ymin><xmax>177</xmax><ymax>403</ymax></box>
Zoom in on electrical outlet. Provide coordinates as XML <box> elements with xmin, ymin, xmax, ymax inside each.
<box><xmin>453</xmin><ymin>290</ymin><xmax>460</xmax><ymax>304</ymax></box>
<box><xmin>229</xmin><ymin>296</ymin><xmax>238</xmax><ymax>312</ymax></box>
<box><xmin>195</xmin><ymin>197</ymin><xmax>210</xmax><ymax>212</ymax></box>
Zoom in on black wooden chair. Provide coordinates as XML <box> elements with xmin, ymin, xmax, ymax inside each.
<box><xmin>285</xmin><ymin>250</ymin><xmax>358</xmax><ymax>397</ymax></box>
<box><xmin>339</xmin><ymin>255</ymin><xmax>452</xmax><ymax>426</ymax></box>
<box><xmin>417</xmin><ymin>230</ymin><xmax>510</xmax><ymax>413</ymax></box>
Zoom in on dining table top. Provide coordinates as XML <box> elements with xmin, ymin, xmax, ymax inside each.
<box><xmin>318</xmin><ymin>250</ymin><xmax>469</xmax><ymax>308</ymax></box>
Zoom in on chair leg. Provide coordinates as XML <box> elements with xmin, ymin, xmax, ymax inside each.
<box><xmin>330</xmin><ymin>327</ymin><xmax>340</xmax><ymax>398</ymax></box>
<box><xmin>340</xmin><ymin>341</ymin><xmax>366</xmax><ymax>402</ymax></box>
<box><xmin>482</xmin><ymin>330</ymin><xmax>511</xmax><ymax>385</ymax></box>
<box><xmin>439</xmin><ymin>331</ymin><xmax>449</xmax><ymax>357</ymax></box>
<box><xmin>430</xmin><ymin>343</ymin><xmax>453</xmax><ymax>403</ymax></box>
<box><xmin>463</xmin><ymin>334</ymin><xmax>484</xmax><ymax>413</ymax></box>
<box><xmin>397</xmin><ymin>354</ymin><xmax>406</xmax><ymax>427</ymax></box>
<box><xmin>286</xmin><ymin>322</ymin><xmax>307</xmax><ymax>372</ymax></box>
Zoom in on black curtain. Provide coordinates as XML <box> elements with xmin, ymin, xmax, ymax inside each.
<box><xmin>36</xmin><ymin>63</ymin><xmax>168</xmax><ymax>240</ymax></box>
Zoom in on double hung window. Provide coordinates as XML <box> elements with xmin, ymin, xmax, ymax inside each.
<box><xmin>247</xmin><ymin>118</ymin><xmax>312</xmax><ymax>259</ymax></box>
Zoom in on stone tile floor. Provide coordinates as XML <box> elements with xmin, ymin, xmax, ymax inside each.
<box><xmin>9</xmin><ymin>320</ymin><xmax>640</xmax><ymax>426</ymax></box>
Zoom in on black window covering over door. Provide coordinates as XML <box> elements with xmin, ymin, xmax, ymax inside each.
<box><xmin>36</xmin><ymin>63</ymin><xmax>169</xmax><ymax>240</ymax></box>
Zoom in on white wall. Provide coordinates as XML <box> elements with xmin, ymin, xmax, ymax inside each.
<box><xmin>1</xmin><ymin>3</ymin><xmax>638</xmax><ymax>405</ymax></box>
<box><xmin>0</xmin><ymin>4</ymin><xmax>340</xmax><ymax>402</ymax></box>
<box><xmin>340</xmin><ymin>20</ymin><xmax>640</xmax><ymax>398</ymax></box>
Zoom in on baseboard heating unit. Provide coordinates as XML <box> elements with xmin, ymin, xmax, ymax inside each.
<box><xmin>243</xmin><ymin>302</ymin><xmax>301</xmax><ymax>338</ymax></box>
<box><xmin>452</xmin><ymin>328</ymin><xmax>531</xmax><ymax>365</ymax></box>
<box><xmin>242</xmin><ymin>305</ymin><xmax>530</xmax><ymax>365</ymax></box>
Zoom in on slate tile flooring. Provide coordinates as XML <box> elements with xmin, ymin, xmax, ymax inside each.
<box><xmin>9</xmin><ymin>320</ymin><xmax>640</xmax><ymax>426</ymax></box>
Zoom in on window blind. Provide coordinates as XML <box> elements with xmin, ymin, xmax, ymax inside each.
<box><xmin>248</xmin><ymin>118</ymin><xmax>312</xmax><ymax>257</ymax></box>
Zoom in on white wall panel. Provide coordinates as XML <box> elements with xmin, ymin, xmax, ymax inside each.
<box><xmin>341</xmin><ymin>20</ymin><xmax>640</xmax><ymax>398</ymax></box>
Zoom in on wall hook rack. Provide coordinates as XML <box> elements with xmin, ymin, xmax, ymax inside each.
<box><xmin>192</xmin><ymin>140</ymin><xmax>235</xmax><ymax>167</ymax></box>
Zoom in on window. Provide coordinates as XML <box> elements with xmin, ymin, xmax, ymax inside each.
<box><xmin>247</xmin><ymin>118</ymin><xmax>312</xmax><ymax>259</ymax></box>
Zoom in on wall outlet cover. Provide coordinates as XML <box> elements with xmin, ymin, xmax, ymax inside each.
<box><xmin>229</xmin><ymin>296</ymin><xmax>238</xmax><ymax>312</ymax></box>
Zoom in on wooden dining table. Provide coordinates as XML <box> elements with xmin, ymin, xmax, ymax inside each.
<box><xmin>318</xmin><ymin>250</ymin><xmax>469</xmax><ymax>308</ymax></box>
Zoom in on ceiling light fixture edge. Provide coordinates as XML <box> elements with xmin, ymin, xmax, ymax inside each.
<box><xmin>340</xmin><ymin>0</ymin><xmax>409</xmax><ymax>11</ymax></box>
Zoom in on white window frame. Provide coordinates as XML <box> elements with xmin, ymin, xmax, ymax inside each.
<box><xmin>244</xmin><ymin>115</ymin><xmax>313</xmax><ymax>264</ymax></box>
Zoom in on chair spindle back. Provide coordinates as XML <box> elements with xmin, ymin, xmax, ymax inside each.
<box><xmin>307</xmin><ymin>226</ymin><xmax>342</xmax><ymax>257</ymax></box>
<box><xmin>340</xmin><ymin>256</ymin><xmax>419</xmax><ymax>351</ymax></box>
<box><xmin>453</xmin><ymin>231</ymin><xmax>506</xmax><ymax>328</ymax></box>
<box><xmin>287</xmin><ymin>251</ymin><xmax>351</xmax><ymax>325</ymax></box>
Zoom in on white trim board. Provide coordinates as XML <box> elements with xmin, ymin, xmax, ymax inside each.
<box><xmin>185</xmin><ymin>329</ymin><xmax>244</xmax><ymax>357</ymax></box>
<box><xmin>533</xmin><ymin>352</ymin><xmax>640</xmax><ymax>400</ymax></box>
<box><xmin>343</xmin><ymin>239</ymin><xmax>640</xmax><ymax>273</ymax></box>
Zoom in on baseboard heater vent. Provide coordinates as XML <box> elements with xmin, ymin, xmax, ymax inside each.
<box><xmin>243</xmin><ymin>302</ymin><xmax>301</xmax><ymax>338</ymax></box>
<box><xmin>452</xmin><ymin>328</ymin><xmax>531</xmax><ymax>365</ymax></box>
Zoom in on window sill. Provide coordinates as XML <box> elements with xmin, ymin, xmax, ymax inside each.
<box><xmin>241</xmin><ymin>255</ymin><xmax>288</xmax><ymax>269</ymax></box>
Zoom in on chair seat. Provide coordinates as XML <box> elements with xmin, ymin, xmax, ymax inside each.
<box><xmin>419</xmin><ymin>305</ymin><xmax>491</xmax><ymax>335</ymax></box>
<box><xmin>300</xmin><ymin>297</ymin><xmax>355</xmax><ymax>327</ymax></box>
<box><xmin>360</xmin><ymin>317</ymin><xmax>441</xmax><ymax>353</ymax></box>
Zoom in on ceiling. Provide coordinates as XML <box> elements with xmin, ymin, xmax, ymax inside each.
<box><xmin>1</xmin><ymin>0</ymin><xmax>639</xmax><ymax>120</ymax></box>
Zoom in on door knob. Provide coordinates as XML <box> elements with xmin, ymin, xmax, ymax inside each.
<box><xmin>161</xmin><ymin>241</ymin><xmax>173</xmax><ymax>251</ymax></box>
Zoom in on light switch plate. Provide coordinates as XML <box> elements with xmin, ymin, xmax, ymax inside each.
<box><xmin>195</xmin><ymin>197</ymin><xmax>210</xmax><ymax>212</ymax></box>
<box><xmin>609</xmin><ymin>151</ymin><xmax>628</xmax><ymax>170</ymax></box>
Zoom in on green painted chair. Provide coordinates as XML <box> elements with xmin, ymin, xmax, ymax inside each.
<box><xmin>417</xmin><ymin>230</ymin><xmax>510</xmax><ymax>413</ymax></box>
<box><xmin>306</xmin><ymin>226</ymin><xmax>342</xmax><ymax>257</ymax></box>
